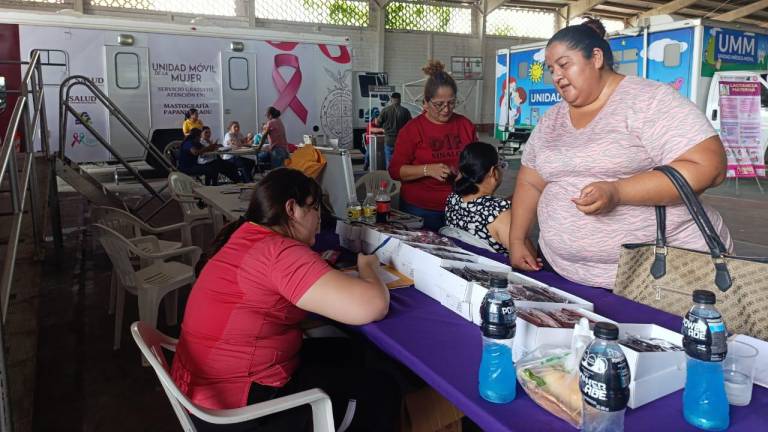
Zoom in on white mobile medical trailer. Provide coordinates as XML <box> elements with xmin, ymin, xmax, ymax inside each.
<box><xmin>0</xmin><ymin>10</ymin><xmax>354</xmax><ymax>164</ymax></box>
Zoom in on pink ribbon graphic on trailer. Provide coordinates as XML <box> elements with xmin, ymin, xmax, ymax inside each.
<box><xmin>71</xmin><ymin>132</ymin><xmax>83</xmax><ymax>147</ymax></box>
<box><xmin>318</xmin><ymin>44</ymin><xmax>351</xmax><ymax>64</ymax></box>
<box><xmin>272</xmin><ymin>54</ymin><xmax>308</xmax><ymax>124</ymax></box>
<box><xmin>267</xmin><ymin>41</ymin><xmax>299</xmax><ymax>51</ymax></box>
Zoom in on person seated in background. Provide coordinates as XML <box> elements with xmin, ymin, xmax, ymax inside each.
<box><xmin>363</xmin><ymin>116</ymin><xmax>384</xmax><ymax>171</ymax></box>
<box><xmin>196</xmin><ymin>126</ymin><xmax>219</xmax><ymax>165</ymax></box>
<box><xmin>178</xmin><ymin>128</ymin><xmax>240</xmax><ymax>186</ymax></box>
<box><xmin>222</xmin><ymin>121</ymin><xmax>255</xmax><ymax>182</ymax></box>
<box><xmin>171</xmin><ymin>168</ymin><xmax>401</xmax><ymax>432</ymax></box>
<box><xmin>199</xmin><ymin>126</ymin><xmax>241</xmax><ymax>177</ymax></box>
<box><xmin>261</xmin><ymin>106</ymin><xmax>291</xmax><ymax>168</ymax></box>
<box><xmin>182</xmin><ymin>108</ymin><xmax>203</xmax><ymax>137</ymax></box>
<box><xmin>445</xmin><ymin>142</ymin><xmax>512</xmax><ymax>254</ymax></box>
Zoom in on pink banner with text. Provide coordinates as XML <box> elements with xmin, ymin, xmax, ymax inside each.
<box><xmin>718</xmin><ymin>80</ymin><xmax>764</xmax><ymax>178</ymax></box>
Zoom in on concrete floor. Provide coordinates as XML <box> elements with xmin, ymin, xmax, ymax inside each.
<box><xmin>16</xmin><ymin>158</ymin><xmax>768</xmax><ymax>431</ymax></box>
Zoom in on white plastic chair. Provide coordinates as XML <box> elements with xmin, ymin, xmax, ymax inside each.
<box><xmin>131</xmin><ymin>321</ymin><xmax>335</xmax><ymax>432</ymax></box>
<box><xmin>355</xmin><ymin>170</ymin><xmax>401</xmax><ymax>207</ymax></box>
<box><xmin>439</xmin><ymin>226</ymin><xmax>497</xmax><ymax>252</ymax></box>
<box><xmin>93</xmin><ymin>223</ymin><xmax>201</xmax><ymax>350</ymax></box>
<box><xmin>92</xmin><ymin>205</ymin><xmax>187</xmax><ymax>251</ymax></box>
<box><xmin>92</xmin><ymin>205</ymin><xmax>188</xmax><ymax>315</ymax></box>
<box><xmin>167</xmin><ymin>172</ymin><xmax>213</xmax><ymax>246</ymax></box>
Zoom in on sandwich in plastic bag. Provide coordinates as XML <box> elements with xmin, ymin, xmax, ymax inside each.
<box><xmin>515</xmin><ymin>318</ymin><xmax>594</xmax><ymax>428</ymax></box>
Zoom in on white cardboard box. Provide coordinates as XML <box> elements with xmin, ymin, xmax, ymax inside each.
<box><xmin>413</xmin><ymin>262</ymin><xmax>510</xmax><ymax>322</ymax></box>
<box><xmin>392</xmin><ymin>241</ymin><xmax>482</xmax><ymax>279</ymax></box>
<box><xmin>405</xmin><ymin>242</ymin><xmax>507</xmax><ymax>268</ymax></box>
<box><xmin>617</xmin><ymin>324</ymin><xmax>686</xmax><ymax>409</ymax></box>
<box><xmin>335</xmin><ymin>221</ymin><xmax>362</xmax><ymax>253</ymax></box>
<box><xmin>412</xmin><ymin>261</ymin><xmax>594</xmax><ymax>330</ymax></box>
<box><xmin>468</xmin><ymin>281</ymin><xmax>595</xmax><ymax>330</ymax></box>
<box><xmin>469</xmin><ymin>281</ymin><xmax>594</xmax><ymax>319</ymax></box>
<box><xmin>402</xmin><ymin>241</ymin><xmax>476</xmax><ymax>258</ymax></box>
<box><xmin>360</xmin><ymin>225</ymin><xmax>385</xmax><ymax>254</ymax></box>
<box><xmin>512</xmin><ymin>308</ymin><xmax>615</xmax><ymax>362</ymax></box>
<box><xmin>359</xmin><ymin>226</ymin><xmax>405</xmax><ymax>266</ymax></box>
<box><xmin>412</xmin><ymin>260</ymin><xmax>458</xmax><ymax>303</ymax></box>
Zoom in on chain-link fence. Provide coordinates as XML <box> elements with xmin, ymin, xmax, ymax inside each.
<box><xmin>486</xmin><ymin>7</ymin><xmax>555</xmax><ymax>39</ymax></box>
<box><xmin>89</xmin><ymin>0</ymin><xmax>239</xmax><ymax>16</ymax></box>
<box><xmin>385</xmin><ymin>1</ymin><xmax>471</xmax><ymax>34</ymax></box>
<box><xmin>6</xmin><ymin>0</ymin><xmax>72</xmax><ymax>6</ymax></box>
<box><xmin>254</xmin><ymin>0</ymin><xmax>369</xmax><ymax>27</ymax></box>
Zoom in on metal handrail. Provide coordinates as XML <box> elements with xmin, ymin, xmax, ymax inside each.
<box><xmin>0</xmin><ymin>48</ymin><xmax>50</xmax><ymax>432</ymax></box>
<box><xmin>57</xmin><ymin>76</ymin><xmax>174</xmax><ymax>204</ymax></box>
<box><xmin>57</xmin><ymin>76</ymin><xmax>174</xmax><ymax>172</ymax></box>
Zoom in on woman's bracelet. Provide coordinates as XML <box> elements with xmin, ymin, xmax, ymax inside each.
<box><xmin>423</xmin><ymin>164</ymin><xmax>428</xmax><ymax>177</ymax></box>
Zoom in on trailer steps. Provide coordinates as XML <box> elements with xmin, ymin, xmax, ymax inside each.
<box><xmin>54</xmin><ymin>157</ymin><xmax>126</xmax><ymax>210</ymax></box>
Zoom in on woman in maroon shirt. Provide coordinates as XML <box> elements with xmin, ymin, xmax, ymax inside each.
<box><xmin>171</xmin><ymin>168</ymin><xmax>400</xmax><ymax>431</ymax></box>
<box><xmin>388</xmin><ymin>60</ymin><xmax>478</xmax><ymax>231</ymax></box>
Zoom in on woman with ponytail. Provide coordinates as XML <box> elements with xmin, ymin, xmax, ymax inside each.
<box><xmin>172</xmin><ymin>168</ymin><xmax>400</xmax><ymax>431</ymax></box>
<box><xmin>388</xmin><ymin>60</ymin><xmax>477</xmax><ymax>231</ymax></box>
<box><xmin>445</xmin><ymin>142</ymin><xmax>512</xmax><ymax>254</ymax></box>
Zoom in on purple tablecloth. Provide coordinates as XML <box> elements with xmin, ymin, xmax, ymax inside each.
<box><xmin>350</xmin><ymin>237</ymin><xmax>768</xmax><ymax>431</ymax></box>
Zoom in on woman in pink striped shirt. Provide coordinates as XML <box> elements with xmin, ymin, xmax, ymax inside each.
<box><xmin>509</xmin><ymin>18</ymin><xmax>732</xmax><ymax>289</ymax></box>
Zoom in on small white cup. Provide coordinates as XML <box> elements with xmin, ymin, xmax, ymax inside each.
<box><xmin>722</xmin><ymin>340</ymin><xmax>758</xmax><ymax>406</ymax></box>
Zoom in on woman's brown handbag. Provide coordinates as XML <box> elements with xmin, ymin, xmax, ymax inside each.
<box><xmin>614</xmin><ymin>166</ymin><xmax>768</xmax><ymax>339</ymax></box>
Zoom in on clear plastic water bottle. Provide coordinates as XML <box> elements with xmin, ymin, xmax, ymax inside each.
<box><xmin>682</xmin><ymin>290</ymin><xmax>729</xmax><ymax>431</ymax></box>
<box><xmin>346</xmin><ymin>198</ymin><xmax>362</xmax><ymax>221</ymax></box>
<box><xmin>478</xmin><ymin>276</ymin><xmax>517</xmax><ymax>403</ymax></box>
<box><xmin>362</xmin><ymin>192</ymin><xmax>377</xmax><ymax>223</ymax></box>
<box><xmin>579</xmin><ymin>322</ymin><xmax>631</xmax><ymax>432</ymax></box>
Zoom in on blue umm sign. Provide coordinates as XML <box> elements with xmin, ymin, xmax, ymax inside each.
<box><xmin>529</xmin><ymin>89</ymin><xmax>562</xmax><ymax>106</ymax></box>
<box><xmin>715</xmin><ymin>29</ymin><xmax>757</xmax><ymax>64</ymax></box>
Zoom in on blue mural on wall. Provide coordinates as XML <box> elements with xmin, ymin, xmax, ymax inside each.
<box><xmin>505</xmin><ymin>46</ymin><xmax>560</xmax><ymax>128</ymax></box>
<box><xmin>495</xmin><ymin>27</ymin><xmax>699</xmax><ymax>131</ymax></box>
<box><xmin>494</xmin><ymin>51</ymin><xmax>508</xmax><ymax>138</ymax></box>
<box><xmin>609</xmin><ymin>36</ymin><xmax>643</xmax><ymax>76</ymax></box>
<box><xmin>644</xmin><ymin>27</ymin><xmax>694</xmax><ymax>98</ymax></box>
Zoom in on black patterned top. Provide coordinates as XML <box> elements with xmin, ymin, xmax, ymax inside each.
<box><xmin>445</xmin><ymin>193</ymin><xmax>511</xmax><ymax>254</ymax></box>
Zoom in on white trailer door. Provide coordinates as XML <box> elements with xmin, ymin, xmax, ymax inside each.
<box><xmin>220</xmin><ymin>52</ymin><xmax>258</xmax><ymax>136</ymax></box>
<box><xmin>105</xmin><ymin>45</ymin><xmax>151</xmax><ymax>161</ymax></box>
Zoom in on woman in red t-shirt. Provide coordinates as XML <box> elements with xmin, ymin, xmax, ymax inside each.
<box><xmin>388</xmin><ymin>60</ymin><xmax>478</xmax><ymax>231</ymax></box>
<box><xmin>171</xmin><ymin>168</ymin><xmax>399</xmax><ymax>431</ymax></box>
